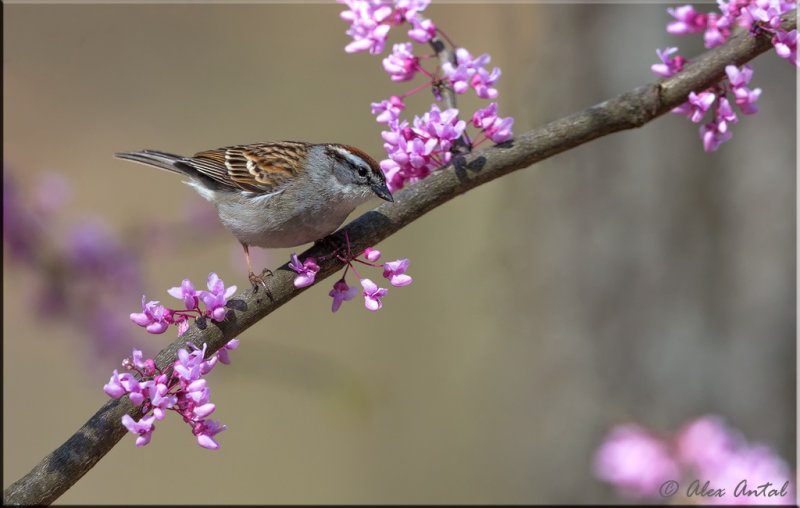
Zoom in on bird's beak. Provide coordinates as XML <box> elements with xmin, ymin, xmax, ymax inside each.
<box><xmin>372</xmin><ymin>182</ymin><xmax>394</xmax><ymax>202</ymax></box>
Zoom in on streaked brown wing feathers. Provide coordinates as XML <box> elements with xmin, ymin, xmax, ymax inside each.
<box><xmin>191</xmin><ymin>142</ymin><xmax>308</xmax><ymax>193</ymax></box>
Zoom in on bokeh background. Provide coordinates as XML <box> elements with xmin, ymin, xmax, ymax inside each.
<box><xmin>3</xmin><ymin>2</ymin><xmax>796</xmax><ymax>504</ymax></box>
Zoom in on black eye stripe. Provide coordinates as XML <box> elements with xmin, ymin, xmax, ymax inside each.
<box><xmin>326</xmin><ymin>145</ymin><xmax>387</xmax><ymax>182</ymax></box>
<box><xmin>326</xmin><ymin>147</ymin><xmax>369</xmax><ymax>175</ymax></box>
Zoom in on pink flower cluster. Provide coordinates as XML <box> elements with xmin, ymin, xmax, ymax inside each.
<box><xmin>288</xmin><ymin>246</ymin><xmax>412</xmax><ymax>313</ymax></box>
<box><xmin>655</xmin><ymin>53</ymin><xmax>762</xmax><ymax>151</ymax></box>
<box><xmin>379</xmin><ymin>104</ymin><xmax>466</xmax><ymax>191</ymax></box>
<box><xmin>104</xmin><ymin>340</ymin><xmax>239</xmax><ymax>449</ymax></box>
<box><xmin>130</xmin><ymin>272</ymin><xmax>237</xmax><ymax>336</ymax></box>
<box><xmin>668</xmin><ymin>1</ymin><xmax>797</xmax><ymax>62</ymax></box>
<box><xmin>338</xmin><ymin>0</ymin><xmax>435</xmax><ymax>55</ymax></box>
<box><xmin>655</xmin><ymin>2</ymin><xmax>796</xmax><ymax>151</ymax></box>
<box><xmin>339</xmin><ymin>0</ymin><xmax>514</xmax><ymax>193</ymax></box>
<box><xmin>373</xmin><ymin>43</ymin><xmax>514</xmax><ymax>192</ymax></box>
<box><xmin>594</xmin><ymin>415</ymin><xmax>795</xmax><ymax>504</ymax></box>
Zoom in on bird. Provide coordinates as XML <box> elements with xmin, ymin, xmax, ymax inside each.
<box><xmin>116</xmin><ymin>141</ymin><xmax>393</xmax><ymax>290</ymax></box>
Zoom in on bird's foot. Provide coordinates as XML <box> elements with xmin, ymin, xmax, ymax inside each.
<box><xmin>249</xmin><ymin>268</ymin><xmax>274</xmax><ymax>299</ymax></box>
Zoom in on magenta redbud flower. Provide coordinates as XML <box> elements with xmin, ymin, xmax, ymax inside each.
<box><xmin>130</xmin><ymin>296</ymin><xmax>172</xmax><ymax>334</ymax></box>
<box><xmin>361</xmin><ymin>278</ymin><xmax>388</xmax><ymax>311</ymax></box>
<box><xmin>168</xmin><ymin>278</ymin><xmax>199</xmax><ymax>310</ymax></box>
<box><xmin>329</xmin><ymin>279</ymin><xmax>360</xmax><ymax>312</ymax></box>
<box><xmin>593</xmin><ymin>423</ymin><xmax>680</xmax><ymax>499</ymax></box>
<box><xmin>339</xmin><ymin>0</ymin><xmax>393</xmax><ymax>55</ymax></box>
<box><xmin>216</xmin><ymin>339</ymin><xmax>240</xmax><ymax>365</ymax></box>
<box><xmin>383</xmin><ymin>259</ymin><xmax>413</xmax><ymax>287</ymax></box>
<box><xmin>174</xmin><ymin>343</ymin><xmax>207</xmax><ymax>383</ymax></box>
<box><xmin>700</xmin><ymin>121</ymin><xmax>733</xmax><ymax>152</ymax></box>
<box><xmin>148</xmin><ymin>381</ymin><xmax>177</xmax><ymax>421</ymax></box>
<box><xmin>194</xmin><ymin>418</ymin><xmax>227</xmax><ymax>450</ymax></box>
<box><xmin>726</xmin><ymin>65</ymin><xmax>762</xmax><ymax>115</ymax></box>
<box><xmin>472</xmin><ymin>102</ymin><xmax>499</xmax><ymax>130</ymax></box>
<box><xmin>725</xmin><ymin>64</ymin><xmax>754</xmax><ymax>88</ymax></box>
<box><xmin>651</xmin><ymin>47</ymin><xmax>685</xmax><ymax>77</ymax></box>
<box><xmin>407</xmin><ymin>16</ymin><xmax>436</xmax><ymax>43</ymax></box>
<box><xmin>442</xmin><ymin>48</ymin><xmax>478</xmax><ymax>94</ymax></box>
<box><xmin>703</xmin><ymin>13</ymin><xmax>729</xmax><ymax>48</ymax></box>
<box><xmin>666</xmin><ymin>5</ymin><xmax>707</xmax><ymax>35</ymax></box>
<box><xmin>289</xmin><ymin>253</ymin><xmax>320</xmax><ymax>288</ymax></box>
<box><xmin>121</xmin><ymin>414</ymin><xmax>157</xmax><ymax>447</ymax></box>
<box><xmin>485</xmin><ymin>115</ymin><xmax>514</xmax><ymax>143</ymax></box>
<box><xmin>372</xmin><ymin>96</ymin><xmax>406</xmax><ymax>124</ymax></box>
<box><xmin>773</xmin><ymin>29</ymin><xmax>798</xmax><ymax>66</ymax></box>
<box><xmin>364</xmin><ymin>247</ymin><xmax>382</xmax><ymax>262</ymax></box>
<box><xmin>716</xmin><ymin>97</ymin><xmax>738</xmax><ymax>133</ymax></box>
<box><xmin>198</xmin><ymin>272</ymin><xmax>237</xmax><ymax>322</ymax></box>
<box><xmin>130</xmin><ymin>349</ymin><xmax>156</xmax><ymax>376</ymax></box>
<box><xmin>672</xmin><ymin>91</ymin><xmax>715</xmax><ymax>123</ymax></box>
<box><xmin>383</xmin><ymin>43</ymin><xmax>418</xmax><ymax>82</ymax></box>
<box><xmin>471</xmin><ymin>66</ymin><xmax>501</xmax><ymax>99</ymax></box>
<box><xmin>104</xmin><ymin>369</ymin><xmax>133</xmax><ymax>398</ymax></box>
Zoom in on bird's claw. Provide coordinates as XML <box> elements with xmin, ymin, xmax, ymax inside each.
<box><xmin>249</xmin><ymin>268</ymin><xmax>274</xmax><ymax>299</ymax></box>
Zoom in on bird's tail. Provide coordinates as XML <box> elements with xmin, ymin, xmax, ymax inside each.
<box><xmin>114</xmin><ymin>150</ymin><xmax>192</xmax><ymax>176</ymax></box>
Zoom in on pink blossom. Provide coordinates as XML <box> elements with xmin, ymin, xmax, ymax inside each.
<box><xmin>703</xmin><ymin>12</ymin><xmax>731</xmax><ymax>47</ymax></box>
<box><xmin>725</xmin><ymin>63</ymin><xmax>755</xmax><ymax>88</ymax></box>
<box><xmin>289</xmin><ymin>253</ymin><xmax>320</xmax><ymax>288</ymax></box>
<box><xmin>671</xmin><ymin>91</ymin><xmax>716</xmax><ymax>123</ymax></box>
<box><xmin>773</xmin><ymin>29</ymin><xmax>797</xmax><ymax>66</ymax></box>
<box><xmin>716</xmin><ymin>97</ymin><xmax>738</xmax><ymax>133</ymax></box>
<box><xmin>676</xmin><ymin>415</ymin><xmax>741</xmax><ymax>471</ymax></box>
<box><xmin>676</xmin><ymin>415</ymin><xmax>795</xmax><ymax>505</ymax></box>
<box><xmin>372</xmin><ymin>95</ymin><xmax>406</xmax><ymax>124</ymax></box>
<box><xmin>174</xmin><ymin>343</ymin><xmax>208</xmax><ymax>383</ymax></box>
<box><xmin>472</xmin><ymin>103</ymin><xmax>514</xmax><ymax>143</ymax></box>
<box><xmin>338</xmin><ymin>0</ymin><xmax>394</xmax><ymax>55</ymax></box>
<box><xmin>471</xmin><ymin>66</ymin><xmax>501</xmax><ymax>99</ymax></box>
<box><xmin>364</xmin><ymin>247</ymin><xmax>382</xmax><ymax>262</ymax></box>
<box><xmin>121</xmin><ymin>414</ymin><xmax>156</xmax><ymax>447</ymax></box>
<box><xmin>380</xmin><ymin>104</ymin><xmax>466</xmax><ymax>192</ymax></box>
<box><xmin>700</xmin><ymin>120</ymin><xmax>734</xmax><ymax>152</ymax></box>
<box><xmin>216</xmin><ymin>339</ymin><xmax>240</xmax><ymax>365</ymax></box>
<box><xmin>407</xmin><ymin>16</ymin><xmax>436</xmax><ymax>43</ymax></box>
<box><xmin>104</xmin><ymin>369</ymin><xmax>135</xmax><ymax>398</ymax></box>
<box><xmin>329</xmin><ymin>279</ymin><xmax>360</xmax><ymax>312</ymax></box>
<box><xmin>727</xmin><ymin>65</ymin><xmax>761</xmax><ymax>114</ymax></box>
<box><xmin>651</xmin><ymin>47</ymin><xmax>686</xmax><ymax>77</ymax></box>
<box><xmin>593</xmin><ymin>424</ymin><xmax>681</xmax><ymax>499</ymax></box>
<box><xmin>361</xmin><ymin>278</ymin><xmax>388</xmax><ymax>311</ymax></box>
<box><xmin>383</xmin><ymin>43</ymin><xmax>418</xmax><ymax>81</ymax></box>
<box><xmin>107</xmin><ymin>343</ymin><xmax>235</xmax><ymax>450</ymax></box>
<box><xmin>168</xmin><ymin>278</ymin><xmax>199</xmax><ymax>310</ymax></box>
<box><xmin>383</xmin><ymin>259</ymin><xmax>412</xmax><ymax>287</ymax></box>
<box><xmin>194</xmin><ymin>418</ymin><xmax>227</xmax><ymax>450</ymax></box>
<box><xmin>130</xmin><ymin>296</ymin><xmax>172</xmax><ymax>334</ymax></box>
<box><xmin>472</xmin><ymin>102</ymin><xmax>500</xmax><ymax>130</ymax></box>
<box><xmin>441</xmin><ymin>48</ymin><xmax>492</xmax><ymax>95</ymax></box>
<box><xmin>147</xmin><ymin>380</ymin><xmax>177</xmax><ymax>420</ymax></box>
<box><xmin>666</xmin><ymin>5</ymin><xmax>708</xmax><ymax>35</ymax></box>
<box><xmin>198</xmin><ymin>272</ymin><xmax>237</xmax><ymax>322</ymax></box>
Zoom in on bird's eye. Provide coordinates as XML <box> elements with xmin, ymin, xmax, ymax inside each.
<box><xmin>358</xmin><ymin>166</ymin><xmax>368</xmax><ymax>177</ymax></box>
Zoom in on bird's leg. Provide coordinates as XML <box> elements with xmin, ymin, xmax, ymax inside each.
<box><xmin>243</xmin><ymin>243</ymin><xmax>272</xmax><ymax>296</ymax></box>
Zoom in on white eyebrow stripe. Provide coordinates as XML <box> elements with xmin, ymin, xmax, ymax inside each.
<box><xmin>330</xmin><ymin>145</ymin><xmax>367</xmax><ymax>168</ymax></box>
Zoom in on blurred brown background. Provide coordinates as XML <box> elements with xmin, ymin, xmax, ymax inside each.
<box><xmin>3</xmin><ymin>2</ymin><xmax>795</xmax><ymax>504</ymax></box>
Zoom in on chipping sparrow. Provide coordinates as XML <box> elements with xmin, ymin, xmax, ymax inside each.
<box><xmin>116</xmin><ymin>141</ymin><xmax>393</xmax><ymax>288</ymax></box>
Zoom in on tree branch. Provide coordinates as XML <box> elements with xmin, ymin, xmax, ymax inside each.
<box><xmin>3</xmin><ymin>10</ymin><xmax>793</xmax><ymax>506</ymax></box>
